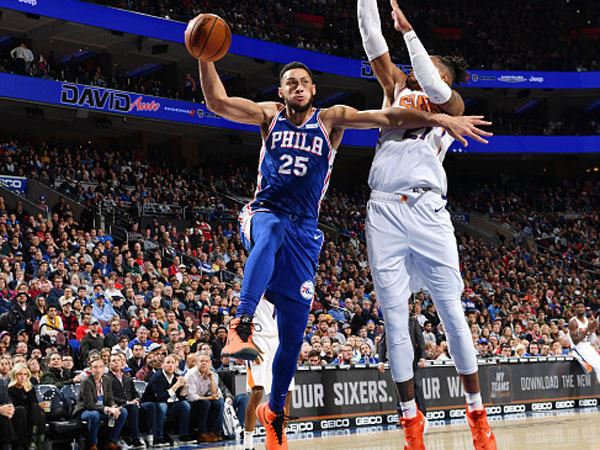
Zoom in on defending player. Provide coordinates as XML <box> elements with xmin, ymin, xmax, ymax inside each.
<box><xmin>569</xmin><ymin>299</ymin><xmax>600</xmax><ymax>383</ymax></box>
<box><xmin>357</xmin><ymin>0</ymin><xmax>496</xmax><ymax>448</ymax></box>
<box><xmin>243</xmin><ymin>298</ymin><xmax>294</xmax><ymax>450</ymax></box>
<box><xmin>197</xmin><ymin>56</ymin><xmax>490</xmax><ymax>449</ymax></box>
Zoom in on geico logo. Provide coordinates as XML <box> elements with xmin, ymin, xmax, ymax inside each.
<box><xmin>450</xmin><ymin>418</ymin><xmax>467</xmax><ymax>426</ymax></box>
<box><xmin>321</xmin><ymin>429</ymin><xmax>351</xmax><ymax>438</ymax></box>
<box><xmin>355</xmin><ymin>416</ymin><xmax>382</xmax><ymax>426</ymax></box>
<box><xmin>579</xmin><ymin>399</ymin><xmax>598</xmax><ymax>407</ymax></box>
<box><xmin>430</xmin><ymin>420</ymin><xmax>446</xmax><ymax>427</ymax></box>
<box><xmin>485</xmin><ymin>406</ymin><xmax>502</xmax><ymax>415</ymax></box>
<box><xmin>426</xmin><ymin>411</ymin><xmax>446</xmax><ymax>420</ymax></box>
<box><xmin>555</xmin><ymin>400</ymin><xmax>575</xmax><ymax>409</ymax></box>
<box><xmin>0</xmin><ymin>180</ymin><xmax>23</xmax><ymax>188</ymax></box>
<box><xmin>531</xmin><ymin>402</ymin><xmax>552</xmax><ymax>411</ymax></box>
<box><xmin>286</xmin><ymin>422</ymin><xmax>313</xmax><ymax>433</ymax></box>
<box><xmin>503</xmin><ymin>404</ymin><xmax>525</xmax><ymax>413</ymax></box>
<box><xmin>449</xmin><ymin>409</ymin><xmax>466</xmax><ymax>418</ymax></box>
<box><xmin>386</xmin><ymin>414</ymin><xmax>399</xmax><ymax>424</ymax></box>
<box><xmin>320</xmin><ymin>419</ymin><xmax>350</xmax><ymax>429</ymax></box>
<box><xmin>503</xmin><ymin>413</ymin><xmax>527</xmax><ymax>421</ymax></box>
<box><xmin>255</xmin><ymin>426</ymin><xmax>266</xmax><ymax>436</ymax></box>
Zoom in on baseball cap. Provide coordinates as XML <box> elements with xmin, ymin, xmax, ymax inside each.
<box><xmin>95</xmin><ymin>292</ymin><xmax>105</xmax><ymax>298</ymax></box>
<box><xmin>89</xmin><ymin>317</ymin><xmax>99</xmax><ymax>325</ymax></box>
<box><xmin>341</xmin><ymin>323</ymin><xmax>351</xmax><ymax>330</ymax></box>
<box><xmin>39</xmin><ymin>195</ymin><xmax>46</xmax><ymax>201</ymax></box>
<box><xmin>148</xmin><ymin>343</ymin><xmax>161</xmax><ymax>352</ymax></box>
<box><xmin>0</xmin><ymin>331</ymin><xmax>10</xmax><ymax>339</ymax></box>
<box><xmin>479</xmin><ymin>338</ymin><xmax>489</xmax><ymax>344</ymax></box>
<box><xmin>15</xmin><ymin>251</ymin><xmax>23</xmax><ymax>256</ymax></box>
<box><xmin>202</xmin><ymin>313</ymin><xmax>210</xmax><ymax>317</ymax></box>
<box><xmin>179</xmin><ymin>264</ymin><xmax>186</xmax><ymax>269</ymax></box>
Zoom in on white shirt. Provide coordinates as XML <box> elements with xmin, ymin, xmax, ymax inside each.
<box><xmin>368</xmin><ymin>87</ymin><xmax>454</xmax><ymax>196</ymax></box>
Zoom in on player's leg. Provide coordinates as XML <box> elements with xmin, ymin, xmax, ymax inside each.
<box><xmin>366</xmin><ymin>197</ymin><xmax>426</xmax><ymax>449</ymax></box>
<box><xmin>575</xmin><ymin>345</ymin><xmax>600</xmax><ymax>383</ymax></box>
<box><xmin>409</xmin><ymin>193</ymin><xmax>496</xmax><ymax>449</ymax></box>
<box><xmin>244</xmin><ymin>386</ymin><xmax>264</xmax><ymax>450</ymax></box>
<box><xmin>256</xmin><ymin>291</ymin><xmax>309</xmax><ymax>450</ymax></box>
<box><xmin>224</xmin><ymin>210</ymin><xmax>286</xmax><ymax>360</ymax></box>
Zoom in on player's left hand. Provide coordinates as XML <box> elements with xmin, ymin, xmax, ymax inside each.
<box><xmin>390</xmin><ymin>0</ymin><xmax>412</xmax><ymax>33</ymax></box>
<box><xmin>438</xmin><ymin>115</ymin><xmax>493</xmax><ymax>146</ymax></box>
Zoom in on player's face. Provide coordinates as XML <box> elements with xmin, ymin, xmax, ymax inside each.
<box><xmin>279</xmin><ymin>68</ymin><xmax>315</xmax><ymax>113</ymax></box>
<box><xmin>575</xmin><ymin>304</ymin><xmax>586</xmax><ymax>316</ymax></box>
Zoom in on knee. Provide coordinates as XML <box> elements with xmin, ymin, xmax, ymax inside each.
<box><xmin>120</xmin><ymin>408</ymin><xmax>128</xmax><ymax>420</ymax></box>
<box><xmin>87</xmin><ymin>410</ymin><xmax>101</xmax><ymax>423</ymax></box>
<box><xmin>157</xmin><ymin>402</ymin><xmax>167</xmax><ymax>414</ymax></box>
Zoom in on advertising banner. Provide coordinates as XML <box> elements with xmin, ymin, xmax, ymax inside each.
<box><xmin>273</xmin><ymin>360</ymin><xmax>600</xmax><ymax>431</ymax></box>
<box><xmin>1</xmin><ymin>73</ymin><xmax>599</xmax><ymax>153</ymax></box>
<box><xmin>0</xmin><ymin>175</ymin><xmax>27</xmax><ymax>193</ymax></box>
<box><xmin>3</xmin><ymin>0</ymin><xmax>599</xmax><ymax>88</ymax></box>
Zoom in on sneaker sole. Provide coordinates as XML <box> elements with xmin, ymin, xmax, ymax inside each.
<box><xmin>223</xmin><ymin>347</ymin><xmax>259</xmax><ymax>360</ymax></box>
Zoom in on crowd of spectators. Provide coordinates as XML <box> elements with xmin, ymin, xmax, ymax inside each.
<box><xmin>88</xmin><ymin>0</ymin><xmax>600</xmax><ymax>71</ymax></box>
<box><xmin>0</xmin><ymin>133</ymin><xmax>598</xmax><ymax>446</ymax></box>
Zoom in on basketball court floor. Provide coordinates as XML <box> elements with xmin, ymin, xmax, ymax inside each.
<box><xmin>180</xmin><ymin>409</ymin><xmax>600</xmax><ymax>449</ymax></box>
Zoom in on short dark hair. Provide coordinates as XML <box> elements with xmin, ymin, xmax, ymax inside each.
<box><xmin>307</xmin><ymin>349</ymin><xmax>321</xmax><ymax>359</ymax></box>
<box><xmin>436</xmin><ymin>55</ymin><xmax>469</xmax><ymax>85</ymax></box>
<box><xmin>279</xmin><ymin>61</ymin><xmax>314</xmax><ymax>84</ymax></box>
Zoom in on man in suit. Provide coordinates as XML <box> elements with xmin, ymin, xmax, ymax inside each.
<box><xmin>141</xmin><ymin>354</ymin><xmax>195</xmax><ymax>447</ymax></box>
<box><xmin>108</xmin><ymin>353</ymin><xmax>157</xmax><ymax>449</ymax></box>
<box><xmin>73</xmin><ymin>358</ymin><xmax>128</xmax><ymax>450</ymax></box>
<box><xmin>378</xmin><ymin>316</ymin><xmax>427</xmax><ymax>416</ymax></box>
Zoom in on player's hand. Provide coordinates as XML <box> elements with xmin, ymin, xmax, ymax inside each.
<box><xmin>437</xmin><ymin>115</ymin><xmax>493</xmax><ymax>146</ymax></box>
<box><xmin>418</xmin><ymin>358</ymin><xmax>426</xmax><ymax>368</ymax></box>
<box><xmin>254</xmin><ymin>343</ymin><xmax>265</xmax><ymax>365</ymax></box>
<box><xmin>588</xmin><ymin>319</ymin><xmax>599</xmax><ymax>333</ymax></box>
<box><xmin>390</xmin><ymin>0</ymin><xmax>413</xmax><ymax>33</ymax></box>
<box><xmin>377</xmin><ymin>363</ymin><xmax>385</xmax><ymax>374</ymax></box>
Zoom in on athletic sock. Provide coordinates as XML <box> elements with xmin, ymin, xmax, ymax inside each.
<box><xmin>466</xmin><ymin>392</ymin><xmax>483</xmax><ymax>412</ymax></box>
<box><xmin>243</xmin><ymin>430</ymin><xmax>253</xmax><ymax>449</ymax></box>
<box><xmin>400</xmin><ymin>399</ymin><xmax>418</xmax><ymax>419</ymax></box>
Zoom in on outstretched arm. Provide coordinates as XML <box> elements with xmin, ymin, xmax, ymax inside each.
<box><xmin>198</xmin><ymin>61</ymin><xmax>280</xmax><ymax>126</ymax></box>
<box><xmin>322</xmin><ymin>105</ymin><xmax>492</xmax><ymax>147</ymax></box>
<box><xmin>357</xmin><ymin>0</ymin><xmax>406</xmax><ymax>105</ymax></box>
<box><xmin>390</xmin><ymin>0</ymin><xmax>464</xmax><ymax>116</ymax></box>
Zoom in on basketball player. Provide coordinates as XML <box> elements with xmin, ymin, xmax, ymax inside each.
<box><xmin>357</xmin><ymin>0</ymin><xmax>496</xmax><ymax>448</ymax></box>
<box><xmin>569</xmin><ymin>299</ymin><xmax>600</xmax><ymax>383</ymax></box>
<box><xmin>197</xmin><ymin>56</ymin><xmax>490</xmax><ymax>449</ymax></box>
<box><xmin>244</xmin><ymin>298</ymin><xmax>294</xmax><ymax>450</ymax></box>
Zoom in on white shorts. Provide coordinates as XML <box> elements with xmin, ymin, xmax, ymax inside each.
<box><xmin>246</xmin><ymin>336</ymin><xmax>295</xmax><ymax>394</ymax></box>
<box><xmin>573</xmin><ymin>343</ymin><xmax>600</xmax><ymax>383</ymax></box>
<box><xmin>366</xmin><ymin>190</ymin><xmax>476</xmax><ymax>381</ymax></box>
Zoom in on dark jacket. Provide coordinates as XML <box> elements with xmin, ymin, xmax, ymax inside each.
<box><xmin>40</xmin><ymin>367</ymin><xmax>77</xmax><ymax>388</ymax></box>
<box><xmin>80</xmin><ymin>332</ymin><xmax>104</xmax><ymax>360</ymax></box>
<box><xmin>107</xmin><ymin>371</ymin><xmax>139</xmax><ymax>405</ymax></box>
<box><xmin>127</xmin><ymin>357</ymin><xmax>144</xmax><ymax>374</ymax></box>
<box><xmin>0</xmin><ymin>378</ymin><xmax>12</xmax><ymax>405</ymax></box>
<box><xmin>378</xmin><ymin>318</ymin><xmax>426</xmax><ymax>370</ymax></box>
<box><xmin>8</xmin><ymin>385</ymin><xmax>37</xmax><ymax>410</ymax></box>
<box><xmin>141</xmin><ymin>370</ymin><xmax>186</xmax><ymax>403</ymax></box>
<box><xmin>72</xmin><ymin>374</ymin><xmax>116</xmax><ymax>417</ymax></box>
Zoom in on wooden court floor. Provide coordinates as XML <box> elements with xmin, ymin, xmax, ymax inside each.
<box><xmin>193</xmin><ymin>410</ymin><xmax>600</xmax><ymax>449</ymax></box>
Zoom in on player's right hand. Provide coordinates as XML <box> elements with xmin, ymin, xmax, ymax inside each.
<box><xmin>438</xmin><ymin>115</ymin><xmax>493</xmax><ymax>146</ymax></box>
<box><xmin>588</xmin><ymin>319</ymin><xmax>599</xmax><ymax>333</ymax></box>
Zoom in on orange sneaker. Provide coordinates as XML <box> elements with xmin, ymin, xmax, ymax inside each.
<box><xmin>221</xmin><ymin>314</ymin><xmax>258</xmax><ymax>360</ymax></box>
<box><xmin>400</xmin><ymin>410</ymin><xmax>426</xmax><ymax>450</ymax></box>
<box><xmin>466</xmin><ymin>407</ymin><xmax>497</xmax><ymax>450</ymax></box>
<box><xmin>256</xmin><ymin>401</ymin><xmax>288</xmax><ymax>450</ymax></box>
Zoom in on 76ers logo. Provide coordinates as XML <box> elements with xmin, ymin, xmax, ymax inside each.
<box><xmin>300</xmin><ymin>281</ymin><xmax>315</xmax><ymax>301</ymax></box>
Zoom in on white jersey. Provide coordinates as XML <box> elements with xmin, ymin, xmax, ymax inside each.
<box><xmin>368</xmin><ymin>87</ymin><xmax>455</xmax><ymax>196</ymax></box>
<box><xmin>568</xmin><ymin>316</ymin><xmax>597</xmax><ymax>349</ymax></box>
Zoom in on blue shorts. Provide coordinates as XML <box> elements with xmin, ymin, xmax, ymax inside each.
<box><xmin>239</xmin><ymin>206</ymin><xmax>323</xmax><ymax>305</ymax></box>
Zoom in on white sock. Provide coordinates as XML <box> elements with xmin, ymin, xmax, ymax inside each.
<box><xmin>244</xmin><ymin>430</ymin><xmax>254</xmax><ymax>449</ymax></box>
<box><xmin>466</xmin><ymin>392</ymin><xmax>483</xmax><ymax>412</ymax></box>
<box><xmin>400</xmin><ymin>399</ymin><xmax>418</xmax><ymax>419</ymax></box>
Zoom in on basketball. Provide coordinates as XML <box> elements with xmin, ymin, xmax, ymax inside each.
<box><xmin>184</xmin><ymin>13</ymin><xmax>231</xmax><ymax>62</ymax></box>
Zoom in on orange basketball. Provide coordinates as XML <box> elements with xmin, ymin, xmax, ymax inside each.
<box><xmin>184</xmin><ymin>13</ymin><xmax>231</xmax><ymax>62</ymax></box>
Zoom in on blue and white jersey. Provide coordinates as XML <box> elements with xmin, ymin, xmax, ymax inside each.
<box><xmin>249</xmin><ymin>106</ymin><xmax>336</xmax><ymax>220</ymax></box>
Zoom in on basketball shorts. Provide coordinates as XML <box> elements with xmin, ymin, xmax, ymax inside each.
<box><xmin>239</xmin><ymin>205</ymin><xmax>323</xmax><ymax>305</ymax></box>
<box><xmin>246</xmin><ymin>335</ymin><xmax>296</xmax><ymax>395</ymax></box>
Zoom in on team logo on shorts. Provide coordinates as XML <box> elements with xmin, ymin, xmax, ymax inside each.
<box><xmin>300</xmin><ymin>280</ymin><xmax>315</xmax><ymax>300</ymax></box>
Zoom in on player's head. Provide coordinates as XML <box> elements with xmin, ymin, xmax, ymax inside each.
<box><xmin>279</xmin><ymin>61</ymin><xmax>316</xmax><ymax>113</ymax></box>
<box><xmin>406</xmin><ymin>55</ymin><xmax>469</xmax><ymax>91</ymax></box>
<box><xmin>574</xmin><ymin>299</ymin><xmax>586</xmax><ymax>316</ymax></box>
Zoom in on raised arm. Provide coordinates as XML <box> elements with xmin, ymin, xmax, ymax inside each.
<box><xmin>198</xmin><ymin>61</ymin><xmax>280</xmax><ymax>127</ymax></box>
<box><xmin>357</xmin><ymin>0</ymin><xmax>406</xmax><ymax>106</ymax></box>
<box><xmin>321</xmin><ymin>105</ymin><xmax>491</xmax><ymax>147</ymax></box>
<box><xmin>390</xmin><ymin>0</ymin><xmax>464</xmax><ymax>116</ymax></box>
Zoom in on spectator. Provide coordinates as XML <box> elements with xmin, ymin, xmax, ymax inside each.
<box><xmin>0</xmin><ymin>376</ymin><xmax>25</xmax><ymax>450</ymax></box>
<box><xmin>307</xmin><ymin>350</ymin><xmax>323</xmax><ymax>367</ymax></box>
<box><xmin>107</xmin><ymin>353</ymin><xmax>156</xmax><ymax>449</ymax></box>
<box><xmin>92</xmin><ymin>293</ymin><xmax>117</xmax><ymax>322</ymax></box>
<box><xmin>39</xmin><ymin>304</ymin><xmax>64</xmax><ymax>341</ymax></box>
<box><xmin>76</xmin><ymin>313</ymin><xmax>93</xmax><ymax>341</ymax></box>
<box><xmin>140</xmin><ymin>354</ymin><xmax>195</xmax><ymax>447</ymax></box>
<box><xmin>40</xmin><ymin>351</ymin><xmax>82</xmax><ymax>387</ymax></box>
<box><xmin>80</xmin><ymin>317</ymin><xmax>105</xmax><ymax>360</ymax></box>
<box><xmin>128</xmin><ymin>343</ymin><xmax>145</xmax><ymax>374</ymax></box>
<box><xmin>73</xmin><ymin>357</ymin><xmax>128</xmax><ymax>450</ymax></box>
<box><xmin>10</xmin><ymin>43</ymin><xmax>33</xmax><ymax>75</ymax></box>
<box><xmin>7</xmin><ymin>363</ymin><xmax>47</xmax><ymax>449</ymax></box>
<box><xmin>104</xmin><ymin>319</ymin><xmax>123</xmax><ymax>349</ymax></box>
<box><xmin>185</xmin><ymin>352</ymin><xmax>222</xmax><ymax>443</ymax></box>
